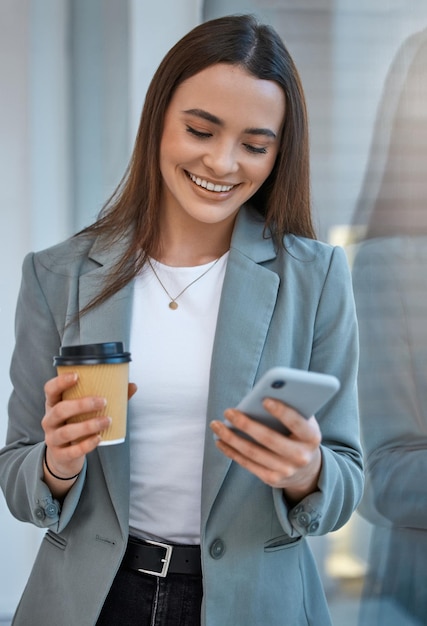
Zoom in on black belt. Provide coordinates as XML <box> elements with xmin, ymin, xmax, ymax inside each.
<box><xmin>123</xmin><ymin>537</ymin><xmax>202</xmax><ymax>577</ymax></box>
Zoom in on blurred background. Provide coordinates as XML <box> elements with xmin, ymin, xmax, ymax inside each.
<box><xmin>2</xmin><ymin>1</ymin><xmax>427</xmax><ymax>624</ymax></box>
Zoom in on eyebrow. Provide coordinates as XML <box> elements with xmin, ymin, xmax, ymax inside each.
<box><xmin>183</xmin><ymin>108</ymin><xmax>277</xmax><ymax>139</ymax></box>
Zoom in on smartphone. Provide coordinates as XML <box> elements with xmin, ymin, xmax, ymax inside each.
<box><xmin>230</xmin><ymin>366</ymin><xmax>340</xmax><ymax>438</ymax></box>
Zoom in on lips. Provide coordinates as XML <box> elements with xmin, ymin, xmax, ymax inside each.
<box><xmin>188</xmin><ymin>172</ymin><xmax>235</xmax><ymax>193</ymax></box>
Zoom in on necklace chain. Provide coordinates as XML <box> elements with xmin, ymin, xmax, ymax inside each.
<box><xmin>147</xmin><ymin>256</ymin><xmax>222</xmax><ymax>310</ymax></box>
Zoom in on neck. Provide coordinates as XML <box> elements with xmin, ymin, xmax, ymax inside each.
<box><xmin>155</xmin><ymin>213</ymin><xmax>236</xmax><ymax>267</ymax></box>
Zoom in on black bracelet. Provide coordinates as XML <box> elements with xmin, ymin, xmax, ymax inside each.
<box><xmin>44</xmin><ymin>446</ymin><xmax>80</xmax><ymax>481</ymax></box>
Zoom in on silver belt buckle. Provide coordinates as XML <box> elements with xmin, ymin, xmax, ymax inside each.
<box><xmin>138</xmin><ymin>539</ymin><xmax>173</xmax><ymax>577</ymax></box>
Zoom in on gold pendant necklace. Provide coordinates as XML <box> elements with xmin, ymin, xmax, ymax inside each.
<box><xmin>148</xmin><ymin>256</ymin><xmax>222</xmax><ymax>310</ymax></box>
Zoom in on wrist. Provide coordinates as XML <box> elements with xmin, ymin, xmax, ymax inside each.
<box><xmin>43</xmin><ymin>446</ymin><xmax>80</xmax><ymax>481</ymax></box>
<box><xmin>284</xmin><ymin>449</ymin><xmax>322</xmax><ymax>503</ymax></box>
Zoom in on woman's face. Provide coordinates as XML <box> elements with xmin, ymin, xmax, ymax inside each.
<box><xmin>159</xmin><ymin>63</ymin><xmax>285</xmax><ymax>230</ymax></box>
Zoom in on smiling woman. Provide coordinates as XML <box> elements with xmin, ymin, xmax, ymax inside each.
<box><xmin>0</xmin><ymin>13</ymin><xmax>362</xmax><ymax>626</ymax></box>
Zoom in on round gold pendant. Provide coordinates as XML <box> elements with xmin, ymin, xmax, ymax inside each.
<box><xmin>169</xmin><ymin>301</ymin><xmax>178</xmax><ymax>310</ymax></box>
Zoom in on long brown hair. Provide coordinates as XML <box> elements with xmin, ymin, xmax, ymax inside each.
<box><xmin>78</xmin><ymin>14</ymin><xmax>314</xmax><ymax>315</ymax></box>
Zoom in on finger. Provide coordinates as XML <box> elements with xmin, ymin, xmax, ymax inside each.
<box><xmin>45</xmin><ymin>415</ymin><xmax>113</xmax><ymax>478</ymax></box>
<box><xmin>42</xmin><ymin>397</ymin><xmax>107</xmax><ymax>445</ymax></box>
<box><xmin>262</xmin><ymin>399</ymin><xmax>322</xmax><ymax>444</ymax></box>
<box><xmin>220</xmin><ymin>408</ymin><xmax>291</xmax><ymax>452</ymax></box>
<box><xmin>128</xmin><ymin>382</ymin><xmax>138</xmax><ymax>400</ymax></box>
<box><xmin>211</xmin><ymin>415</ymin><xmax>322</xmax><ymax>493</ymax></box>
<box><xmin>44</xmin><ymin>373</ymin><xmax>79</xmax><ymax>408</ymax></box>
<box><xmin>46</xmin><ymin>415</ymin><xmax>112</xmax><ymax>449</ymax></box>
<box><xmin>212</xmin><ymin>423</ymin><xmax>321</xmax><ymax>492</ymax></box>
<box><xmin>211</xmin><ymin>417</ymin><xmax>292</xmax><ymax>471</ymax></box>
<box><xmin>43</xmin><ymin>395</ymin><xmax>107</xmax><ymax>430</ymax></box>
<box><xmin>211</xmin><ymin>412</ymin><xmax>319</xmax><ymax>474</ymax></box>
<box><xmin>213</xmin><ymin>435</ymin><xmax>293</xmax><ymax>488</ymax></box>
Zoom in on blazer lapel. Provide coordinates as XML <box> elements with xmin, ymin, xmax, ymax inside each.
<box><xmin>201</xmin><ymin>207</ymin><xmax>280</xmax><ymax>526</ymax></box>
<box><xmin>78</xmin><ymin>237</ymin><xmax>133</xmax><ymax>347</ymax></box>
<box><xmin>78</xmin><ymin>239</ymin><xmax>134</xmax><ymax>539</ymax></box>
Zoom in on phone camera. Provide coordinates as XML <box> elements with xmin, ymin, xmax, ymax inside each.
<box><xmin>271</xmin><ymin>380</ymin><xmax>286</xmax><ymax>389</ymax></box>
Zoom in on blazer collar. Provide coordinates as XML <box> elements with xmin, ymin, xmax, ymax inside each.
<box><xmin>230</xmin><ymin>204</ymin><xmax>277</xmax><ymax>263</ymax></box>
<box><xmin>78</xmin><ymin>233</ymin><xmax>134</xmax><ymax>344</ymax></box>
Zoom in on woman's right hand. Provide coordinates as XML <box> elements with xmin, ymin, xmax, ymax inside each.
<box><xmin>41</xmin><ymin>372</ymin><xmax>111</xmax><ymax>496</ymax></box>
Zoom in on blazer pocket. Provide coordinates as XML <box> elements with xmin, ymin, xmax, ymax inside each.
<box><xmin>264</xmin><ymin>534</ymin><xmax>303</xmax><ymax>552</ymax></box>
<box><xmin>44</xmin><ymin>529</ymin><xmax>67</xmax><ymax>551</ymax></box>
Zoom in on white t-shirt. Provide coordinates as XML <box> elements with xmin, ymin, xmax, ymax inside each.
<box><xmin>128</xmin><ymin>252</ymin><xmax>229</xmax><ymax>544</ymax></box>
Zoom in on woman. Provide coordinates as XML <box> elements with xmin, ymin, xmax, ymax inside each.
<box><xmin>0</xmin><ymin>14</ymin><xmax>363</xmax><ymax>626</ymax></box>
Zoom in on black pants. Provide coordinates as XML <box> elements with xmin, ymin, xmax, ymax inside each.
<box><xmin>96</xmin><ymin>564</ymin><xmax>203</xmax><ymax>626</ymax></box>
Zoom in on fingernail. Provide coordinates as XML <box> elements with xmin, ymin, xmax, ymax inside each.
<box><xmin>263</xmin><ymin>398</ymin><xmax>276</xmax><ymax>408</ymax></box>
<box><xmin>98</xmin><ymin>416</ymin><xmax>112</xmax><ymax>427</ymax></box>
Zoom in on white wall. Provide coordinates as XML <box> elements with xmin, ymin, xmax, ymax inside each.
<box><xmin>70</xmin><ymin>0</ymin><xmax>131</xmax><ymax>231</ymax></box>
<box><xmin>0</xmin><ymin>0</ymin><xmax>70</xmax><ymax>618</ymax></box>
<box><xmin>129</xmin><ymin>0</ymin><xmax>203</xmax><ymax>140</ymax></box>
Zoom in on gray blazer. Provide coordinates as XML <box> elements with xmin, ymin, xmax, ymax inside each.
<box><xmin>0</xmin><ymin>206</ymin><xmax>363</xmax><ymax>626</ymax></box>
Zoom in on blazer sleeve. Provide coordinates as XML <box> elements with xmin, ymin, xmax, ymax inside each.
<box><xmin>0</xmin><ymin>252</ymin><xmax>86</xmax><ymax>531</ymax></box>
<box><xmin>274</xmin><ymin>245</ymin><xmax>364</xmax><ymax>538</ymax></box>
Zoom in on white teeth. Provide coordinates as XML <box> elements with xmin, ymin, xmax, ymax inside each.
<box><xmin>189</xmin><ymin>173</ymin><xmax>234</xmax><ymax>192</ymax></box>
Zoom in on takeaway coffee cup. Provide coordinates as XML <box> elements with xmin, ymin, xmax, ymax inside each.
<box><xmin>53</xmin><ymin>342</ymin><xmax>131</xmax><ymax>445</ymax></box>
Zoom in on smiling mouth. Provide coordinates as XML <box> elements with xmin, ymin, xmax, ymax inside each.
<box><xmin>187</xmin><ymin>172</ymin><xmax>235</xmax><ymax>193</ymax></box>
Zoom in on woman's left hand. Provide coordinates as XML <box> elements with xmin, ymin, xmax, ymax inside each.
<box><xmin>210</xmin><ymin>398</ymin><xmax>322</xmax><ymax>503</ymax></box>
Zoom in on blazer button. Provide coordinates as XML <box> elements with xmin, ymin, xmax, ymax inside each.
<box><xmin>45</xmin><ymin>502</ymin><xmax>60</xmax><ymax>518</ymax></box>
<box><xmin>210</xmin><ymin>539</ymin><xmax>226</xmax><ymax>559</ymax></box>
<box><xmin>35</xmin><ymin>507</ymin><xmax>46</xmax><ymax>520</ymax></box>
<box><xmin>297</xmin><ymin>512</ymin><xmax>312</xmax><ymax>527</ymax></box>
<box><xmin>308</xmin><ymin>521</ymin><xmax>320</xmax><ymax>533</ymax></box>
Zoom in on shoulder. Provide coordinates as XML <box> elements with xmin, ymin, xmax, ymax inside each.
<box><xmin>275</xmin><ymin>235</ymin><xmax>351</xmax><ymax>287</ymax></box>
<box><xmin>283</xmin><ymin>234</ymin><xmax>343</xmax><ymax>263</ymax></box>
<box><xmin>25</xmin><ymin>235</ymin><xmax>97</xmax><ymax>277</ymax></box>
<box><xmin>34</xmin><ymin>235</ymin><xmax>94</xmax><ymax>269</ymax></box>
<box><xmin>234</xmin><ymin>205</ymin><xmax>349</xmax><ymax>279</ymax></box>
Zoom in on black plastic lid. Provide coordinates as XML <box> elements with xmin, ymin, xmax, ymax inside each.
<box><xmin>53</xmin><ymin>342</ymin><xmax>131</xmax><ymax>366</ymax></box>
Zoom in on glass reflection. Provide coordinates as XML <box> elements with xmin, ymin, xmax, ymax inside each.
<box><xmin>353</xmin><ymin>27</ymin><xmax>427</xmax><ymax>626</ymax></box>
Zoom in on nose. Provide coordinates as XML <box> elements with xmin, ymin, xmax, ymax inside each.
<box><xmin>202</xmin><ymin>139</ymin><xmax>239</xmax><ymax>177</ymax></box>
